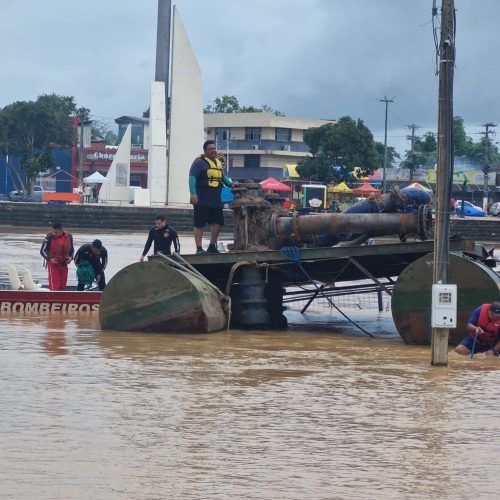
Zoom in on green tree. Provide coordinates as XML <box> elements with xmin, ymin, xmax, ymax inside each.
<box><xmin>375</xmin><ymin>142</ymin><xmax>400</xmax><ymax>169</ymax></box>
<box><xmin>91</xmin><ymin>121</ymin><xmax>117</xmax><ymax>146</ymax></box>
<box><xmin>0</xmin><ymin>94</ymin><xmax>77</xmax><ymax>193</ymax></box>
<box><xmin>398</xmin><ymin>118</ymin><xmax>500</xmax><ymax>170</ymax></box>
<box><xmin>453</xmin><ymin>116</ymin><xmax>475</xmax><ymax>158</ymax></box>
<box><xmin>474</xmin><ymin>135</ymin><xmax>500</xmax><ymax>172</ymax></box>
<box><xmin>449</xmin><ymin>116</ymin><xmax>500</xmax><ymax>167</ymax></box>
<box><xmin>205</xmin><ymin>95</ymin><xmax>240</xmax><ymax>113</ymax></box>
<box><xmin>400</xmin><ymin>132</ymin><xmax>437</xmax><ymax>178</ymax></box>
<box><xmin>296</xmin><ymin>116</ymin><xmax>378</xmax><ymax>183</ymax></box>
<box><xmin>240</xmin><ymin>103</ymin><xmax>285</xmax><ymax>116</ymax></box>
<box><xmin>204</xmin><ymin>95</ymin><xmax>284</xmax><ymax>116</ymax></box>
<box><xmin>76</xmin><ymin>106</ymin><xmax>91</xmax><ymax>123</ymax></box>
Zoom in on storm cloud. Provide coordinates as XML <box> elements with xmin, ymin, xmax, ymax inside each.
<box><xmin>1</xmin><ymin>0</ymin><xmax>498</xmax><ymax>154</ymax></box>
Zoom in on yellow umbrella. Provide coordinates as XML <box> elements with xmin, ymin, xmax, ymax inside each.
<box><xmin>328</xmin><ymin>182</ymin><xmax>353</xmax><ymax>193</ymax></box>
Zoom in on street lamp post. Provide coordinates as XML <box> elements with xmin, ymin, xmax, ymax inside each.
<box><xmin>226</xmin><ymin>136</ymin><xmax>237</xmax><ymax>177</ymax></box>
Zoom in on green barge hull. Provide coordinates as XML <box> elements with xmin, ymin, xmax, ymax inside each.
<box><xmin>99</xmin><ymin>260</ymin><xmax>227</xmax><ymax>333</ymax></box>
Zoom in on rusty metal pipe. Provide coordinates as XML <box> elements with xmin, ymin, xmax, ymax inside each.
<box><xmin>272</xmin><ymin>208</ymin><xmax>430</xmax><ymax>241</ymax></box>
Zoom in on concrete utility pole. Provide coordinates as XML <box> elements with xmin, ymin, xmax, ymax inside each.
<box><xmin>481</xmin><ymin>122</ymin><xmax>496</xmax><ymax>211</ymax></box>
<box><xmin>379</xmin><ymin>96</ymin><xmax>394</xmax><ymax>193</ymax></box>
<box><xmin>78</xmin><ymin>118</ymin><xmax>85</xmax><ymax>189</ymax></box>
<box><xmin>431</xmin><ymin>0</ymin><xmax>455</xmax><ymax>366</ymax></box>
<box><xmin>406</xmin><ymin>124</ymin><xmax>420</xmax><ymax>182</ymax></box>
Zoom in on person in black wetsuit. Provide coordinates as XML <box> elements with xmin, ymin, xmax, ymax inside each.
<box><xmin>74</xmin><ymin>239</ymin><xmax>108</xmax><ymax>291</ymax></box>
<box><xmin>140</xmin><ymin>215</ymin><xmax>180</xmax><ymax>261</ymax></box>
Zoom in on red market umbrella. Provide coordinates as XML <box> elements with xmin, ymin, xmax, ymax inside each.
<box><xmin>402</xmin><ymin>181</ymin><xmax>432</xmax><ymax>193</ymax></box>
<box><xmin>259</xmin><ymin>178</ymin><xmax>292</xmax><ymax>191</ymax></box>
<box><xmin>352</xmin><ymin>182</ymin><xmax>381</xmax><ymax>195</ymax></box>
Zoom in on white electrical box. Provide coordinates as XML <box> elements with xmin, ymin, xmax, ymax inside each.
<box><xmin>431</xmin><ymin>284</ymin><xmax>457</xmax><ymax>328</ymax></box>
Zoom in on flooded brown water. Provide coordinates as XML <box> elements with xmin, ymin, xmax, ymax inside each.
<box><xmin>1</xmin><ymin>229</ymin><xmax>500</xmax><ymax>499</ymax></box>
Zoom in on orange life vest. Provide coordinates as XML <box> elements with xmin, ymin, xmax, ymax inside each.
<box><xmin>476</xmin><ymin>304</ymin><xmax>500</xmax><ymax>345</ymax></box>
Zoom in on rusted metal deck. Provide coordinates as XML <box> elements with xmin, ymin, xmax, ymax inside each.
<box><xmin>184</xmin><ymin>238</ymin><xmax>474</xmax><ymax>291</ymax></box>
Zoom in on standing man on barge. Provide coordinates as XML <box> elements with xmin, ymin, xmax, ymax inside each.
<box><xmin>188</xmin><ymin>140</ymin><xmax>236</xmax><ymax>254</ymax></box>
<box><xmin>140</xmin><ymin>215</ymin><xmax>180</xmax><ymax>261</ymax></box>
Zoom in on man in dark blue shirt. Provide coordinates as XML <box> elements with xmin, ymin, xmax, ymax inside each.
<box><xmin>140</xmin><ymin>215</ymin><xmax>180</xmax><ymax>261</ymax></box>
<box><xmin>189</xmin><ymin>140</ymin><xmax>235</xmax><ymax>254</ymax></box>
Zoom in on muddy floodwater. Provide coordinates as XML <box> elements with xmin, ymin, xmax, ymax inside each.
<box><xmin>1</xmin><ymin>228</ymin><xmax>500</xmax><ymax>499</ymax></box>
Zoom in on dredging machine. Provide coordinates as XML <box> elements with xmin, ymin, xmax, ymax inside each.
<box><xmin>99</xmin><ymin>183</ymin><xmax>500</xmax><ymax>344</ymax></box>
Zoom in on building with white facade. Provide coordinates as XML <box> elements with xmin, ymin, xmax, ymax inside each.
<box><xmin>204</xmin><ymin>112</ymin><xmax>335</xmax><ymax>180</ymax></box>
<box><xmin>113</xmin><ymin>112</ymin><xmax>335</xmax><ymax>182</ymax></box>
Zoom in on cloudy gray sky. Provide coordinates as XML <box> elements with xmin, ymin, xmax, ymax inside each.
<box><xmin>2</xmin><ymin>0</ymin><xmax>498</xmax><ymax>155</ymax></box>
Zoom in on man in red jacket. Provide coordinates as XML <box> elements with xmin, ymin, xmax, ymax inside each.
<box><xmin>40</xmin><ymin>222</ymin><xmax>74</xmax><ymax>291</ymax></box>
<box><xmin>455</xmin><ymin>301</ymin><xmax>500</xmax><ymax>355</ymax></box>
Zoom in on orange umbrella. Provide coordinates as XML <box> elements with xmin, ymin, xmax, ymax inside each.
<box><xmin>259</xmin><ymin>178</ymin><xmax>292</xmax><ymax>191</ymax></box>
<box><xmin>352</xmin><ymin>182</ymin><xmax>381</xmax><ymax>195</ymax></box>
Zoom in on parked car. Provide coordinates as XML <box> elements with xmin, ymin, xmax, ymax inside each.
<box><xmin>8</xmin><ymin>189</ymin><xmax>42</xmax><ymax>202</ymax></box>
<box><xmin>489</xmin><ymin>201</ymin><xmax>500</xmax><ymax>216</ymax></box>
<box><xmin>455</xmin><ymin>200</ymin><xmax>485</xmax><ymax>217</ymax></box>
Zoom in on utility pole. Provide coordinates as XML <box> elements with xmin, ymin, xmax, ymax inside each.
<box><xmin>4</xmin><ymin>153</ymin><xmax>8</xmax><ymax>195</ymax></box>
<box><xmin>481</xmin><ymin>122</ymin><xmax>496</xmax><ymax>212</ymax></box>
<box><xmin>379</xmin><ymin>97</ymin><xmax>394</xmax><ymax>193</ymax></box>
<box><xmin>431</xmin><ymin>0</ymin><xmax>455</xmax><ymax>366</ymax></box>
<box><xmin>78</xmin><ymin>116</ymin><xmax>85</xmax><ymax>190</ymax></box>
<box><xmin>406</xmin><ymin>124</ymin><xmax>420</xmax><ymax>182</ymax></box>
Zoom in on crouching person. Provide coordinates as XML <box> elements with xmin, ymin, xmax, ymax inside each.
<box><xmin>74</xmin><ymin>239</ymin><xmax>108</xmax><ymax>291</ymax></box>
<box><xmin>454</xmin><ymin>301</ymin><xmax>500</xmax><ymax>356</ymax></box>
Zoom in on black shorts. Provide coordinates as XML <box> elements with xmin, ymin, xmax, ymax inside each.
<box><xmin>193</xmin><ymin>205</ymin><xmax>224</xmax><ymax>228</ymax></box>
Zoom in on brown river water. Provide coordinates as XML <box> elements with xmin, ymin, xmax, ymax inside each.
<box><xmin>1</xmin><ymin>228</ymin><xmax>500</xmax><ymax>499</ymax></box>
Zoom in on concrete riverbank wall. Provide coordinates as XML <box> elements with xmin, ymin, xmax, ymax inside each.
<box><xmin>0</xmin><ymin>202</ymin><xmax>499</xmax><ymax>242</ymax></box>
<box><xmin>0</xmin><ymin>202</ymin><xmax>233</xmax><ymax>233</ymax></box>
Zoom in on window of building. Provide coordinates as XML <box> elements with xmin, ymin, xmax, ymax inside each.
<box><xmin>275</xmin><ymin>128</ymin><xmax>292</xmax><ymax>142</ymax></box>
<box><xmin>245</xmin><ymin>127</ymin><xmax>261</xmax><ymax>141</ymax></box>
<box><xmin>215</xmin><ymin>128</ymin><xmax>230</xmax><ymax>141</ymax></box>
<box><xmin>243</xmin><ymin>155</ymin><xmax>261</xmax><ymax>169</ymax></box>
<box><xmin>118</xmin><ymin>122</ymin><xmax>144</xmax><ymax>147</ymax></box>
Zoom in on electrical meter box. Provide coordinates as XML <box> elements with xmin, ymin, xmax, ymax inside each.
<box><xmin>302</xmin><ymin>184</ymin><xmax>327</xmax><ymax>210</ymax></box>
<box><xmin>431</xmin><ymin>284</ymin><xmax>457</xmax><ymax>328</ymax></box>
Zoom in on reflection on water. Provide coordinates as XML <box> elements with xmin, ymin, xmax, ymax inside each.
<box><xmin>2</xmin><ymin>230</ymin><xmax>500</xmax><ymax>498</ymax></box>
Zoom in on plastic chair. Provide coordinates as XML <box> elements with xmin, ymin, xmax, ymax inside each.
<box><xmin>7</xmin><ymin>265</ymin><xmax>23</xmax><ymax>290</ymax></box>
<box><xmin>22</xmin><ymin>268</ymin><xmax>50</xmax><ymax>291</ymax></box>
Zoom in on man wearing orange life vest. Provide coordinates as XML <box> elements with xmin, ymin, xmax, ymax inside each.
<box><xmin>189</xmin><ymin>140</ymin><xmax>236</xmax><ymax>254</ymax></box>
<box><xmin>455</xmin><ymin>301</ymin><xmax>500</xmax><ymax>356</ymax></box>
<box><xmin>40</xmin><ymin>222</ymin><xmax>74</xmax><ymax>291</ymax></box>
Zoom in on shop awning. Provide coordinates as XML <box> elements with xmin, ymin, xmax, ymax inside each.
<box><xmin>328</xmin><ymin>182</ymin><xmax>353</xmax><ymax>193</ymax></box>
<box><xmin>283</xmin><ymin>164</ymin><xmax>299</xmax><ymax>178</ymax></box>
<box><xmin>352</xmin><ymin>182</ymin><xmax>381</xmax><ymax>195</ymax></box>
<box><xmin>260</xmin><ymin>177</ymin><xmax>292</xmax><ymax>191</ymax></box>
<box><xmin>402</xmin><ymin>181</ymin><xmax>433</xmax><ymax>193</ymax></box>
